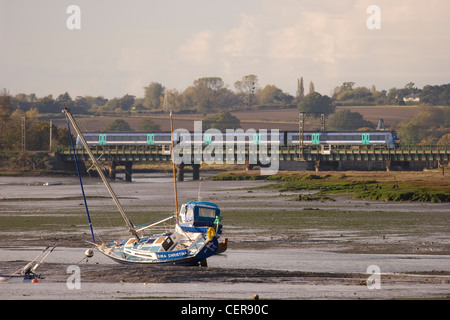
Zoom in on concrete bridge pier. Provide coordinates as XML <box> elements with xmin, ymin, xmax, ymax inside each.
<box><xmin>192</xmin><ymin>164</ymin><xmax>200</xmax><ymax>181</ymax></box>
<box><xmin>386</xmin><ymin>160</ymin><xmax>410</xmax><ymax>172</ymax></box>
<box><xmin>124</xmin><ymin>161</ymin><xmax>132</xmax><ymax>182</ymax></box>
<box><xmin>314</xmin><ymin>160</ymin><xmax>340</xmax><ymax>172</ymax></box>
<box><xmin>176</xmin><ymin>163</ymin><xmax>201</xmax><ymax>182</ymax></box>
<box><xmin>108</xmin><ymin>161</ymin><xmax>133</xmax><ymax>182</ymax></box>
<box><xmin>108</xmin><ymin>161</ymin><xmax>116</xmax><ymax>180</ymax></box>
<box><xmin>177</xmin><ymin>163</ymin><xmax>185</xmax><ymax>182</ymax></box>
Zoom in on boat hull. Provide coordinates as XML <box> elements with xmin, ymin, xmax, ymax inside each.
<box><xmin>96</xmin><ymin>237</ymin><xmax>219</xmax><ymax>266</ymax></box>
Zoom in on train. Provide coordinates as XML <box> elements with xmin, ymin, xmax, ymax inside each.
<box><xmin>76</xmin><ymin>130</ymin><xmax>399</xmax><ymax>149</ymax></box>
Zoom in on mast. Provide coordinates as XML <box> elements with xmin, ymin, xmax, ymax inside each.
<box><xmin>170</xmin><ymin>111</ymin><xmax>179</xmax><ymax>224</ymax></box>
<box><xmin>63</xmin><ymin>108</ymin><xmax>140</xmax><ymax>241</ymax></box>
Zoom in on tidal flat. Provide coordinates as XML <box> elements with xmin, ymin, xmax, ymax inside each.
<box><xmin>0</xmin><ymin>171</ymin><xmax>449</xmax><ymax>299</ymax></box>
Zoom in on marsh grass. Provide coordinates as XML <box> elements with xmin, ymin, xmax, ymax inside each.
<box><xmin>213</xmin><ymin>171</ymin><xmax>450</xmax><ymax>202</ymax></box>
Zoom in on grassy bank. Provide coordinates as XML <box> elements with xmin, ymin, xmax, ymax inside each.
<box><xmin>212</xmin><ymin>170</ymin><xmax>450</xmax><ymax>203</ymax></box>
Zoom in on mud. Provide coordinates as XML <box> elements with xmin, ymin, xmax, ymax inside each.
<box><xmin>0</xmin><ymin>173</ymin><xmax>449</xmax><ymax>299</ymax></box>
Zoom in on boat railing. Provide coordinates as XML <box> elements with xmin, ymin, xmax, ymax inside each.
<box><xmin>135</xmin><ymin>216</ymin><xmax>174</xmax><ymax>233</ymax></box>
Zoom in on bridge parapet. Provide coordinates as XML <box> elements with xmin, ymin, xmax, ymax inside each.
<box><xmin>53</xmin><ymin>145</ymin><xmax>449</xmax><ymax>179</ymax></box>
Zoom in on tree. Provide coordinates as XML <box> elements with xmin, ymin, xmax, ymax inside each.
<box><xmin>421</xmin><ymin>84</ymin><xmax>450</xmax><ymax>106</ymax></box>
<box><xmin>296</xmin><ymin>77</ymin><xmax>304</xmax><ymax>103</ymax></box>
<box><xmin>118</xmin><ymin>94</ymin><xmax>135</xmax><ymax>111</ymax></box>
<box><xmin>308</xmin><ymin>81</ymin><xmax>315</xmax><ymax>94</ymax></box>
<box><xmin>202</xmin><ymin>110</ymin><xmax>241</xmax><ymax>131</ymax></box>
<box><xmin>327</xmin><ymin>110</ymin><xmax>375</xmax><ymax>130</ymax></box>
<box><xmin>183</xmin><ymin>77</ymin><xmax>236</xmax><ymax>114</ymax></box>
<box><xmin>57</xmin><ymin>92</ymin><xmax>74</xmax><ymax>110</ymax></box>
<box><xmin>194</xmin><ymin>77</ymin><xmax>224</xmax><ymax>90</ymax></box>
<box><xmin>395</xmin><ymin>106</ymin><xmax>449</xmax><ymax>145</ymax></box>
<box><xmin>298</xmin><ymin>92</ymin><xmax>335</xmax><ymax>117</ymax></box>
<box><xmin>258</xmin><ymin>85</ymin><xmax>293</xmax><ymax>107</ymax></box>
<box><xmin>397</xmin><ymin>121</ymin><xmax>422</xmax><ymax>145</ymax></box>
<box><xmin>98</xmin><ymin>94</ymin><xmax>135</xmax><ymax>113</ymax></box>
<box><xmin>0</xmin><ymin>89</ymin><xmax>13</xmax><ymax>121</ymax></box>
<box><xmin>55</xmin><ymin>127</ymin><xmax>74</xmax><ymax>146</ymax></box>
<box><xmin>140</xmin><ymin>118</ymin><xmax>161</xmax><ymax>132</ymax></box>
<box><xmin>72</xmin><ymin>96</ymin><xmax>90</xmax><ymax>114</ymax></box>
<box><xmin>437</xmin><ymin>133</ymin><xmax>450</xmax><ymax>145</ymax></box>
<box><xmin>235</xmin><ymin>74</ymin><xmax>258</xmax><ymax>106</ymax></box>
<box><xmin>36</xmin><ymin>95</ymin><xmax>59</xmax><ymax>114</ymax></box>
<box><xmin>104</xmin><ymin>119</ymin><xmax>134</xmax><ymax>131</ymax></box>
<box><xmin>84</xmin><ymin>96</ymin><xmax>108</xmax><ymax>112</ymax></box>
<box><xmin>144</xmin><ymin>82</ymin><xmax>164</xmax><ymax>109</ymax></box>
<box><xmin>26</xmin><ymin>121</ymin><xmax>51</xmax><ymax>150</ymax></box>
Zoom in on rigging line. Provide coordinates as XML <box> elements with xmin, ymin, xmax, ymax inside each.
<box><xmin>67</xmin><ymin>118</ymin><xmax>96</xmax><ymax>243</ymax></box>
<box><xmin>170</xmin><ymin>111</ymin><xmax>179</xmax><ymax>222</ymax></box>
<box><xmin>64</xmin><ymin>108</ymin><xmax>140</xmax><ymax>241</ymax></box>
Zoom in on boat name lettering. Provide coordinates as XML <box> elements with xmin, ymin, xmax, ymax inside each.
<box><xmin>156</xmin><ymin>249</ymin><xmax>188</xmax><ymax>261</ymax></box>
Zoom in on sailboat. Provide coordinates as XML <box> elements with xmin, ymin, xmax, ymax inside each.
<box><xmin>63</xmin><ymin>108</ymin><xmax>223</xmax><ymax>266</ymax></box>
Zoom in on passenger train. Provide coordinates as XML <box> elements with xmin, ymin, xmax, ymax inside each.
<box><xmin>76</xmin><ymin>130</ymin><xmax>399</xmax><ymax>149</ymax></box>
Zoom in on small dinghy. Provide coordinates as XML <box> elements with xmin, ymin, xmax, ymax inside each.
<box><xmin>0</xmin><ymin>245</ymin><xmax>56</xmax><ymax>283</ymax></box>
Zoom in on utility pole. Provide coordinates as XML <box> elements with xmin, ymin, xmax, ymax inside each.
<box><xmin>298</xmin><ymin>113</ymin><xmax>305</xmax><ymax>161</ymax></box>
<box><xmin>49</xmin><ymin>120</ymin><xmax>53</xmax><ymax>151</ymax></box>
<box><xmin>21</xmin><ymin>117</ymin><xmax>26</xmax><ymax>151</ymax></box>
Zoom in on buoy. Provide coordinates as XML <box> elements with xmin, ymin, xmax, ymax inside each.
<box><xmin>32</xmin><ymin>278</ymin><xmax>39</xmax><ymax>283</ymax></box>
<box><xmin>85</xmin><ymin>248</ymin><xmax>94</xmax><ymax>258</ymax></box>
<box><xmin>207</xmin><ymin>227</ymin><xmax>215</xmax><ymax>241</ymax></box>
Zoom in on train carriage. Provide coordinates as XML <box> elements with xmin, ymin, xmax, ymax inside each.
<box><xmin>76</xmin><ymin>130</ymin><xmax>398</xmax><ymax>149</ymax></box>
<box><xmin>76</xmin><ymin>132</ymin><xmax>176</xmax><ymax>147</ymax></box>
<box><xmin>287</xmin><ymin>131</ymin><xmax>399</xmax><ymax>149</ymax></box>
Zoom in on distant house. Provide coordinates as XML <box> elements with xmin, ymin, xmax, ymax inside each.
<box><xmin>403</xmin><ymin>93</ymin><xmax>420</xmax><ymax>102</ymax></box>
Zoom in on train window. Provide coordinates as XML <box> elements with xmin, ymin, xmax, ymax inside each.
<box><xmin>159</xmin><ymin>135</ymin><xmax>171</xmax><ymax>141</ymax></box>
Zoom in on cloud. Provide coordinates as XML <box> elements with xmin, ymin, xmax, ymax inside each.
<box><xmin>178</xmin><ymin>30</ymin><xmax>215</xmax><ymax>64</ymax></box>
<box><xmin>223</xmin><ymin>13</ymin><xmax>260</xmax><ymax>58</ymax></box>
<box><xmin>4</xmin><ymin>0</ymin><xmax>449</xmax><ymax>97</ymax></box>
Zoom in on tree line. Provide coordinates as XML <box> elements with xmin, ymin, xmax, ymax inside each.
<box><xmin>1</xmin><ymin>77</ymin><xmax>450</xmax><ymax>150</ymax></box>
<box><xmin>7</xmin><ymin>76</ymin><xmax>450</xmax><ymax>117</ymax></box>
<box><xmin>0</xmin><ymin>89</ymin><xmax>72</xmax><ymax>151</ymax></box>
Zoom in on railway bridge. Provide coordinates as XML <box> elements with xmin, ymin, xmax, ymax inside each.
<box><xmin>53</xmin><ymin>144</ymin><xmax>449</xmax><ymax>181</ymax></box>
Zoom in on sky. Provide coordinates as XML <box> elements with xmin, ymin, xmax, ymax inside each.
<box><xmin>1</xmin><ymin>0</ymin><xmax>449</xmax><ymax>99</ymax></box>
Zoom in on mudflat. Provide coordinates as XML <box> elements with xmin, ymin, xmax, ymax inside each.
<box><xmin>0</xmin><ymin>171</ymin><xmax>449</xmax><ymax>299</ymax></box>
